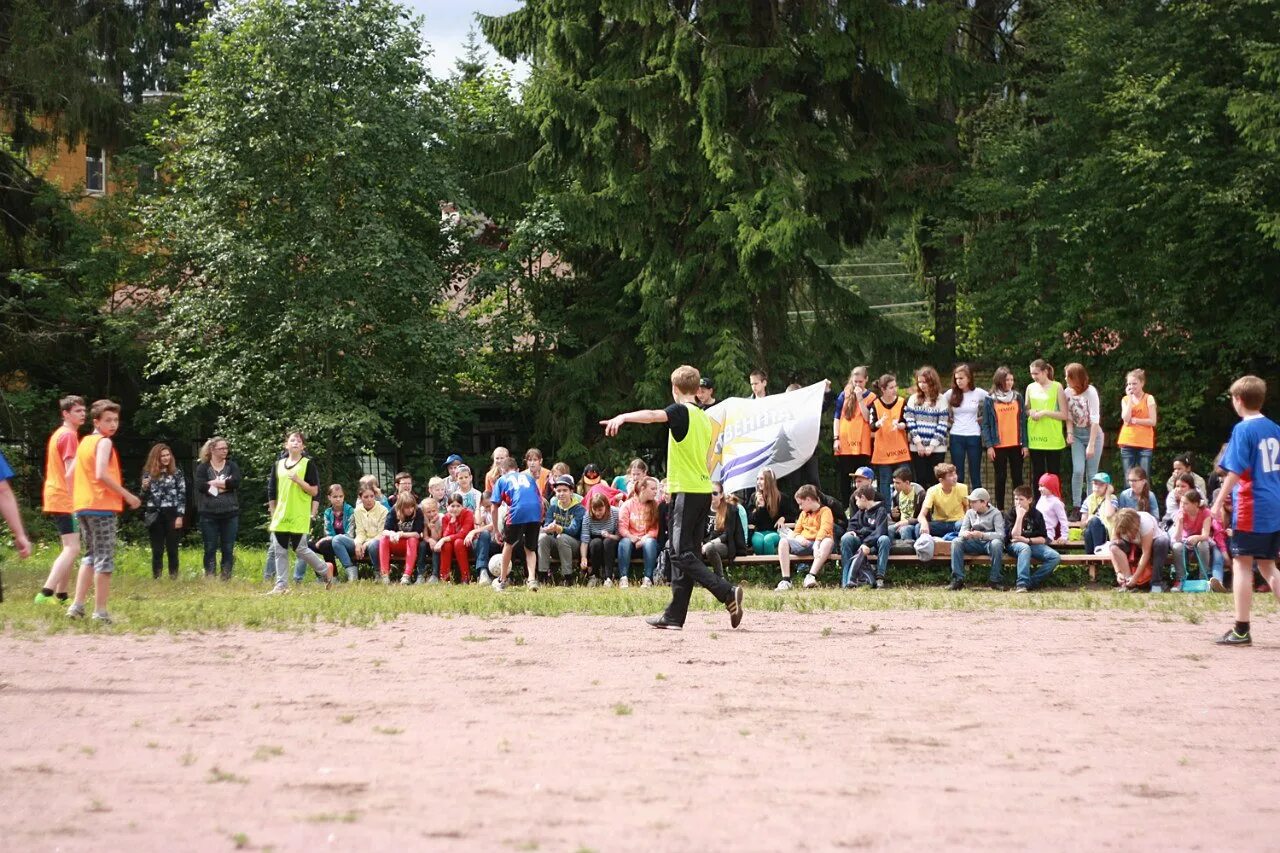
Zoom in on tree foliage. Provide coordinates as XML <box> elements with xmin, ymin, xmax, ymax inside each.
<box><xmin>144</xmin><ymin>0</ymin><xmax>471</xmax><ymax>468</ymax></box>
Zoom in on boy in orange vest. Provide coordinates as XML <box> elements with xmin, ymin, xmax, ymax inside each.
<box><xmin>68</xmin><ymin>400</ymin><xmax>140</xmax><ymax>623</ymax></box>
<box><xmin>35</xmin><ymin>395</ymin><xmax>86</xmax><ymax>603</ymax></box>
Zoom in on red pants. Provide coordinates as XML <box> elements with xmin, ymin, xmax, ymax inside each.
<box><xmin>379</xmin><ymin>535</ymin><xmax>419</xmax><ymax>577</ymax></box>
<box><xmin>440</xmin><ymin>540</ymin><xmax>471</xmax><ymax>583</ymax></box>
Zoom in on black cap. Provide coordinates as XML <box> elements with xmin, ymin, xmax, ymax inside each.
<box><xmin>699</xmin><ymin>376</ymin><xmax>714</xmax><ymax>389</ymax></box>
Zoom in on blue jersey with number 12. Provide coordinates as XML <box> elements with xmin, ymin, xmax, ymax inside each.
<box><xmin>491</xmin><ymin>471</ymin><xmax>543</xmax><ymax>524</ymax></box>
<box><xmin>1223</xmin><ymin>415</ymin><xmax>1280</xmax><ymax>533</ymax></box>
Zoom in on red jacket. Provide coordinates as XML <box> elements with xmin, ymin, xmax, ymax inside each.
<box><xmin>440</xmin><ymin>507</ymin><xmax>475</xmax><ymax>543</ymax></box>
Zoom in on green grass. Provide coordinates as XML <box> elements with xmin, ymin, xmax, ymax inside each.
<box><xmin>0</xmin><ymin>544</ymin><xmax>1270</xmax><ymax>635</ymax></box>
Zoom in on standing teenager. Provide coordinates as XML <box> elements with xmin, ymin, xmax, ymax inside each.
<box><xmin>1063</xmin><ymin>363</ymin><xmax>1103</xmax><ymax>509</ymax></box>
<box><xmin>266</xmin><ymin>431</ymin><xmax>331</xmax><ymax>593</ymax></box>
<box><xmin>602</xmin><ymin>365</ymin><xmax>744</xmax><ymax>631</ymax></box>
<box><xmin>140</xmin><ymin>443</ymin><xmax>186</xmax><ymax>580</ymax></box>
<box><xmin>194</xmin><ymin>436</ymin><xmax>240</xmax><ymax>580</ymax></box>
<box><xmin>1117</xmin><ymin>369</ymin><xmax>1158</xmax><ymax>477</ymax></box>
<box><xmin>832</xmin><ymin>366</ymin><xmax>875</xmax><ymax>507</ymax></box>
<box><xmin>1025</xmin><ymin>359</ymin><xmax>1068</xmax><ymax>483</ymax></box>
<box><xmin>869</xmin><ymin>374</ymin><xmax>910</xmax><ymax>503</ymax></box>
<box><xmin>948</xmin><ymin>364</ymin><xmax>988</xmax><ymax>490</ymax></box>
<box><xmin>67</xmin><ymin>400</ymin><xmax>141</xmax><ymax>622</ymax></box>
<box><xmin>490</xmin><ymin>455</ymin><xmax>542</xmax><ymax>590</ymax></box>
<box><xmin>36</xmin><ymin>395</ymin><xmax>85</xmax><ymax>604</ymax></box>
<box><xmin>904</xmin><ymin>366</ymin><xmax>950</xmax><ymax>489</ymax></box>
<box><xmin>981</xmin><ymin>367</ymin><xmax>1027</xmax><ymax>511</ymax></box>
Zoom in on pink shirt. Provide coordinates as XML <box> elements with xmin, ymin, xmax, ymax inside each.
<box><xmin>618</xmin><ymin>497</ymin><xmax>658</xmax><ymax>540</ymax></box>
<box><xmin>1036</xmin><ymin>495</ymin><xmax>1069</xmax><ymax>541</ymax></box>
<box><xmin>1176</xmin><ymin>507</ymin><xmax>1228</xmax><ymax>554</ymax></box>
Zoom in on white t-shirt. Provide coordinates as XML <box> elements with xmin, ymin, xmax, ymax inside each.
<box><xmin>1064</xmin><ymin>384</ymin><xmax>1100</xmax><ymax>429</ymax></box>
<box><xmin>1118</xmin><ymin>511</ymin><xmax>1159</xmax><ymax>544</ymax></box>
<box><xmin>949</xmin><ymin>388</ymin><xmax>988</xmax><ymax>437</ymax></box>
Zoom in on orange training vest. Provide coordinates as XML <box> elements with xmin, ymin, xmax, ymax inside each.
<box><xmin>993</xmin><ymin>398</ymin><xmax>1020</xmax><ymax>449</ymax></box>
<box><xmin>870</xmin><ymin>397</ymin><xmax>910</xmax><ymax>465</ymax></box>
<box><xmin>836</xmin><ymin>389</ymin><xmax>874</xmax><ymax>457</ymax></box>
<box><xmin>72</xmin><ymin>433</ymin><xmax>123</xmax><ymax>514</ymax></box>
<box><xmin>42</xmin><ymin>425</ymin><xmax>78</xmax><ymax>513</ymax></box>
<box><xmin>1117</xmin><ymin>394</ymin><xmax>1155</xmax><ymax>449</ymax></box>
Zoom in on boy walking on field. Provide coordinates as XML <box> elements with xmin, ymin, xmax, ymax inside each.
<box><xmin>601</xmin><ymin>365</ymin><xmax>744</xmax><ymax>631</ymax></box>
<box><xmin>68</xmin><ymin>400</ymin><xmax>141</xmax><ymax>623</ymax></box>
<box><xmin>36</xmin><ymin>395</ymin><xmax>85</xmax><ymax>603</ymax></box>
<box><xmin>1211</xmin><ymin>376</ymin><xmax>1280</xmax><ymax>646</ymax></box>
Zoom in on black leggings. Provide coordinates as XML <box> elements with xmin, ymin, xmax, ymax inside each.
<box><xmin>587</xmin><ymin>536</ymin><xmax>618</xmax><ymax>579</ymax></box>
<box><xmin>834</xmin><ymin>454</ymin><xmax>871</xmax><ymax>507</ymax></box>
<box><xmin>149</xmin><ymin>507</ymin><xmax>182</xmax><ymax>578</ymax></box>
<box><xmin>991</xmin><ymin>447</ymin><xmax>1024</xmax><ymax>511</ymax></box>
<box><xmin>1029</xmin><ymin>448</ymin><xmax>1062</xmax><ymax>485</ymax></box>
<box><xmin>911</xmin><ymin>452</ymin><xmax>946</xmax><ymax>489</ymax></box>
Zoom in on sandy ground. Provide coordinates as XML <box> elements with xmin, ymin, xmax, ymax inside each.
<box><xmin>2</xmin><ymin>608</ymin><xmax>1279</xmax><ymax>852</ymax></box>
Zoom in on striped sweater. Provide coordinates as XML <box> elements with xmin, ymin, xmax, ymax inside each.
<box><xmin>581</xmin><ymin>507</ymin><xmax>619</xmax><ymax>540</ymax></box>
<box><xmin>904</xmin><ymin>394</ymin><xmax>951</xmax><ymax>453</ymax></box>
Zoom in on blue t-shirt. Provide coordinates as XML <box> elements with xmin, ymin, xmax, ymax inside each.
<box><xmin>0</xmin><ymin>448</ymin><xmax>13</xmax><ymax>482</ymax></box>
<box><xmin>491</xmin><ymin>471</ymin><xmax>543</xmax><ymax>525</ymax></box>
<box><xmin>1223</xmin><ymin>414</ymin><xmax>1280</xmax><ymax>533</ymax></box>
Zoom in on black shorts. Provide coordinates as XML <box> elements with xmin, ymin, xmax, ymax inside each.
<box><xmin>1229</xmin><ymin>530</ymin><xmax>1280</xmax><ymax>560</ymax></box>
<box><xmin>48</xmin><ymin>512</ymin><xmax>77</xmax><ymax>536</ymax></box>
<box><xmin>503</xmin><ymin>522</ymin><xmax>541</xmax><ymax>551</ymax></box>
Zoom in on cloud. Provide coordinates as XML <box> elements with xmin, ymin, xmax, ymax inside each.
<box><xmin>405</xmin><ymin>0</ymin><xmax>527</xmax><ymax>81</ymax></box>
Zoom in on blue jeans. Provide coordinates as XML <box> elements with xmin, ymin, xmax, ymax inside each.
<box><xmin>1069</xmin><ymin>426</ymin><xmax>1101</xmax><ymax>507</ymax></box>
<box><xmin>949</xmin><ymin>434</ymin><xmax>983</xmax><ymax>489</ymax></box>
<box><xmin>840</xmin><ymin>531</ymin><xmax>891</xmax><ymax>586</ymax></box>
<box><xmin>618</xmin><ymin>536</ymin><xmax>659</xmax><ymax>580</ymax></box>
<box><xmin>1009</xmin><ymin>542</ymin><xmax>1060</xmax><ymax>589</ymax></box>
<box><xmin>473</xmin><ymin>531</ymin><xmax>493</xmax><ymax>574</ymax></box>
<box><xmin>928</xmin><ymin>520</ymin><xmax>960</xmax><ymax>538</ymax></box>
<box><xmin>894</xmin><ymin>522</ymin><xmax>919</xmax><ymax>541</ymax></box>
<box><xmin>1120</xmin><ymin>446</ymin><xmax>1152</xmax><ymax>478</ymax></box>
<box><xmin>199</xmin><ymin>513</ymin><xmax>238</xmax><ymax>579</ymax></box>
<box><xmin>875</xmin><ymin>465</ymin><xmax>897</xmax><ymax>504</ymax></box>
<box><xmin>950</xmin><ymin>537</ymin><xmax>1004</xmax><ymax>583</ymax></box>
<box><xmin>331</xmin><ymin>534</ymin><xmax>356</xmax><ymax>569</ymax></box>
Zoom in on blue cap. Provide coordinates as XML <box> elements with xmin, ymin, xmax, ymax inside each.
<box><xmin>853</xmin><ymin>466</ymin><xmax>875</xmax><ymax>480</ymax></box>
<box><xmin>443</xmin><ymin>454</ymin><xmax>464</xmax><ymax>467</ymax></box>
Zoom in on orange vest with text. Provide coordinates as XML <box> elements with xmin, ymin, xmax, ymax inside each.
<box><xmin>1117</xmin><ymin>394</ymin><xmax>1155</xmax><ymax>449</ymax></box>
<box><xmin>870</xmin><ymin>397</ymin><xmax>910</xmax><ymax>465</ymax></box>
<box><xmin>72</xmin><ymin>433</ymin><xmax>123</xmax><ymax>513</ymax></box>
<box><xmin>836</xmin><ymin>389</ymin><xmax>875</xmax><ymax>457</ymax></box>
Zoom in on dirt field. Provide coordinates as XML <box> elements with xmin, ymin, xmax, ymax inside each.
<box><xmin>2</xmin><ymin>608</ymin><xmax>1278</xmax><ymax>851</ymax></box>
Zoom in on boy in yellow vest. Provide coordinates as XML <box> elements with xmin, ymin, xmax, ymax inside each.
<box><xmin>68</xmin><ymin>400</ymin><xmax>140</xmax><ymax>623</ymax></box>
<box><xmin>601</xmin><ymin>365</ymin><xmax>744</xmax><ymax>631</ymax></box>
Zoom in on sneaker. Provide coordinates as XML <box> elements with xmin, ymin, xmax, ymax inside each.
<box><xmin>775</xmin><ymin>579</ymin><xmax>792</xmax><ymax>591</ymax></box>
<box><xmin>587</xmin><ymin>576</ymin><xmax>600</xmax><ymax>587</ymax></box>
<box><xmin>726</xmin><ymin>585</ymin><xmax>744</xmax><ymax>629</ymax></box>
<box><xmin>802</xmin><ymin>573</ymin><xmax>818</xmax><ymax>589</ymax></box>
<box><xmin>399</xmin><ymin>573</ymin><xmax>412</xmax><ymax>585</ymax></box>
<box><xmin>603</xmin><ymin>578</ymin><xmax>614</xmax><ymax>588</ymax></box>
<box><xmin>1209</xmin><ymin>577</ymin><xmax>1228</xmax><ymax>594</ymax></box>
<box><xmin>645</xmin><ymin>615</ymin><xmax>683</xmax><ymax>630</ymax></box>
<box><xmin>426</xmin><ymin>574</ymin><xmax>439</xmax><ymax>585</ymax></box>
<box><xmin>265</xmin><ymin>583</ymin><xmax>289</xmax><ymax>596</ymax></box>
<box><xmin>491</xmin><ymin>578</ymin><xmax>505</xmax><ymax>592</ymax></box>
<box><xmin>34</xmin><ymin>592</ymin><xmax>55</xmax><ymax>604</ymax></box>
<box><xmin>1215</xmin><ymin>629</ymin><xmax>1252</xmax><ymax>647</ymax></box>
<box><xmin>1014</xmin><ymin>586</ymin><xmax>1029</xmax><ymax>594</ymax></box>
<box><xmin>379</xmin><ymin>574</ymin><xmax>390</xmax><ymax>585</ymax></box>
<box><xmin>478</xmin><ymin>569</ymin><xmax>492</xmax><ymax>585</ymax></box>
<box><xmin>1171</xmin><ymin>583</ymin><xmax>1182</xmax><ymax>593</ymax></box>
<box><xmin>526</xmin><ymin>578</ymin><xmax>539</xmax><ymax>591</ymax></box>
<box><xmin>641</xmin><ymin>577</ymin><xmax>653</xmax><ymax>588</ymax></box>
<box><xmin>989</xmin><ymin>582</ymin><xmax>1006</xmax><ymax>591</ymax></box>
<box><xmin>947</xmin><ymin>579</ymin><xmax>964</xmax><ymax>591</ymax></box>
<box><xmin>66</xmin><ymin>603</ymin><xmax>86</xmax><ymax>619</ymax></box>
<box><xmin>873</xmin><ymin>578</ymin><xmax>885</xmax><ymax>590</ymax></box>
<box><xmin>619</xmin><ymin>577</ymin><xmax>630</xmax><ymax>589</ymax></box>
<box><xmin>92</xmin><ymin>611</ymin><xmax>114</xmax><ymax>625</ymax></box>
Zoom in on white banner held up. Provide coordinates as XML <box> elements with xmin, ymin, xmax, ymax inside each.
<box><xmin>704</xmin><ymin>382</ymin><xmax>825</xmax><ymax>495</ymax></box>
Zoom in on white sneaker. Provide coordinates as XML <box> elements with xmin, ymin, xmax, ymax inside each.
<box><xmin>491</xmin><ymin>578</ymin><xmax>505</xmax><ymax>591</ymax></box>
<box><xmin>603</xmin><ymin>578</ymin><xmax>614</xmax><ymax>588</ymax></box>
<box><xmin>266</xmin><ymin>583</ymin><xmax>289</xmax><ymax>595</ymax></box>
<box><xmin>527</xmin><ymin>578</ymin><xmax>539</xmax><ymax>591</ymax></box>
<box><xmin>619</xmin><ymin>577</ymin><xmax>630</xmax><ymax>589</ymax></box>
<box><xmin>587</xmin><ymin>576</ymin><xmax>600</xmax><ymax>587</ymax></box>
<box><xmin>399</xmin><ymin>574</ymin><xmax>412</xmax><ymax>585</ymax></box>
<box><xmin>379</xmin><ymin>574</ymin><xmax>390</xmax><ymax>585</ymax></box>
<box><xmin>641</xmin><ymin>577</ymin><xmax>653</xmax><ymax>588</ymax></box>
<box><xmin>478</xmin><ymin>569</ymin><xmax>492</xmax><ymax>584</ymax></box>
<box><xmin>776</xmin><ymin>579</ymin><xmax>793</xmax><ymax>591</ymax></box>
<box><xmin>802</xmin><ymin>573</ymin><xmax>818</xmax><ymax>589</ymax></box>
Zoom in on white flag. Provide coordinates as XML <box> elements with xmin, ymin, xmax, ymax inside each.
<box><xmin>704</xmin><ymin>382</ymin><xmax>824</xmax><ymax>494</ymax></box>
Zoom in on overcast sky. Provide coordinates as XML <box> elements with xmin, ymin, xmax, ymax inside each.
<box><xmin>406</xmin><ymin>0</ymin><xmax>527</xmax><ymax>81</ymax></box>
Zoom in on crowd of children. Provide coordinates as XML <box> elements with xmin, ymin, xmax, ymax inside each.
<box><xmin>6</xmin><ymin>367</ymin><xmax>1279</xmax><ymax>645</ymax></box>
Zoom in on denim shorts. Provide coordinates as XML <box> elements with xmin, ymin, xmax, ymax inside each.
<box><xmin>785</xmin><ymin>538</ymin><xmax>816</xmax><ymax>556</ymax></box>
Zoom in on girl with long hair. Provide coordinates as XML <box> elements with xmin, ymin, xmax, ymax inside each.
<box><xmin>141</xmin><ymin>443</ymin><xmax>186</xmax><ymax>580</ymax></box>
<box><xmin>1063</xmin><ymin>362</ymin><xmax>1103</xmax><ymax>508</ymax></box>
<box><xmin>1025</xmin><ymin>359</ymin><xmax>1068</xmax><ymax>483</ymax></box>
<box><xmin>981</xmin><ymin>366</ymin><xmax>1027</xmax><ymax>510</ymax></box>
<box><xmin>833</xmin><ymin>366</ymin><xmax>875</xmax><ymax>507</ymax></box>
<box><xmin>869</xmin><ymin>374</ymin><xmax>910</xmax><ymax>502</ymax></box>
<box><xmin>194</xmin><ymin>436</ymin><xmax>240</xmax><ymax>580</ymax></box>
<box><xmin>948</xmin><ymin>363</ymin><xmax>988</xmax><ymax>490</ymax></box>
<box><xmin>748</xmin><ymin>467</ymin><xmax>798</xmax><ymax>555</ymax></box>
<box><xmin>905</xmin><ymin>366</ymin><xmax>950</xmax><ymax>489</ymax></box>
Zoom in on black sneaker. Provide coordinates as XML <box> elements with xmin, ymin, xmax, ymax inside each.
<box><xmin>947</xmin><ymin>579</ymin><xmax>964</xmax><ymax>591</ymax></box>
<box><xmin>726</xmin><ymin>585</ymin><xmax>744</xmax><ymax>629</ymax></box>
<box><xmin>989</xmin><ymin>581</ymin><xmax>1007</xmax><ymax>591</ymax></box>
<box><xmin>646</xmin><ymin>615</ymin><xmax>683</xmax><ymax>631</ymax></box>
<box><xmin>1215</xmin><ymin>629</ymin><xmax>1251</xmax><ymax>647</ymax></box>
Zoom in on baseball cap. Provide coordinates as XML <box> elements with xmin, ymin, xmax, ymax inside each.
<box><xmin>699</xmin><ymin>377</ymin><xmax>714</xmax><ymax>389</ymax></box>
<box><xmin>443</xmin><ymin>453</ymin><xmax>464</xmax><ymax>467</ymax></box>
<box><xmin>584</xmin><ymin>463</ymin><xmax>600</xmax><ymax>475</ymax></box>
<box><xmin>969</xmin><ymin>487</ymin><xmax>991</xmax><ymax>503</ymax></box>
<box><xmin>1091</xmin><ymin>472</ymin><xmax>1112</xmax><ymax>485</ymax></box>
<box><xmin>853</xmin><ymin>466</ymin><xmax>875</xmax><ymax>480</ymax></box>
<box><xmin>553</xmin><ymin>474</ymin><xmax>575</xmax><ymax>490</ymax></box>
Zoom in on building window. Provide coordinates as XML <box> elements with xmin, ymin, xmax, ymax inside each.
<box><xmin>85</xmin><ymin>148</ymin><xmax>106</xmax><ymax>194</ymax></box>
